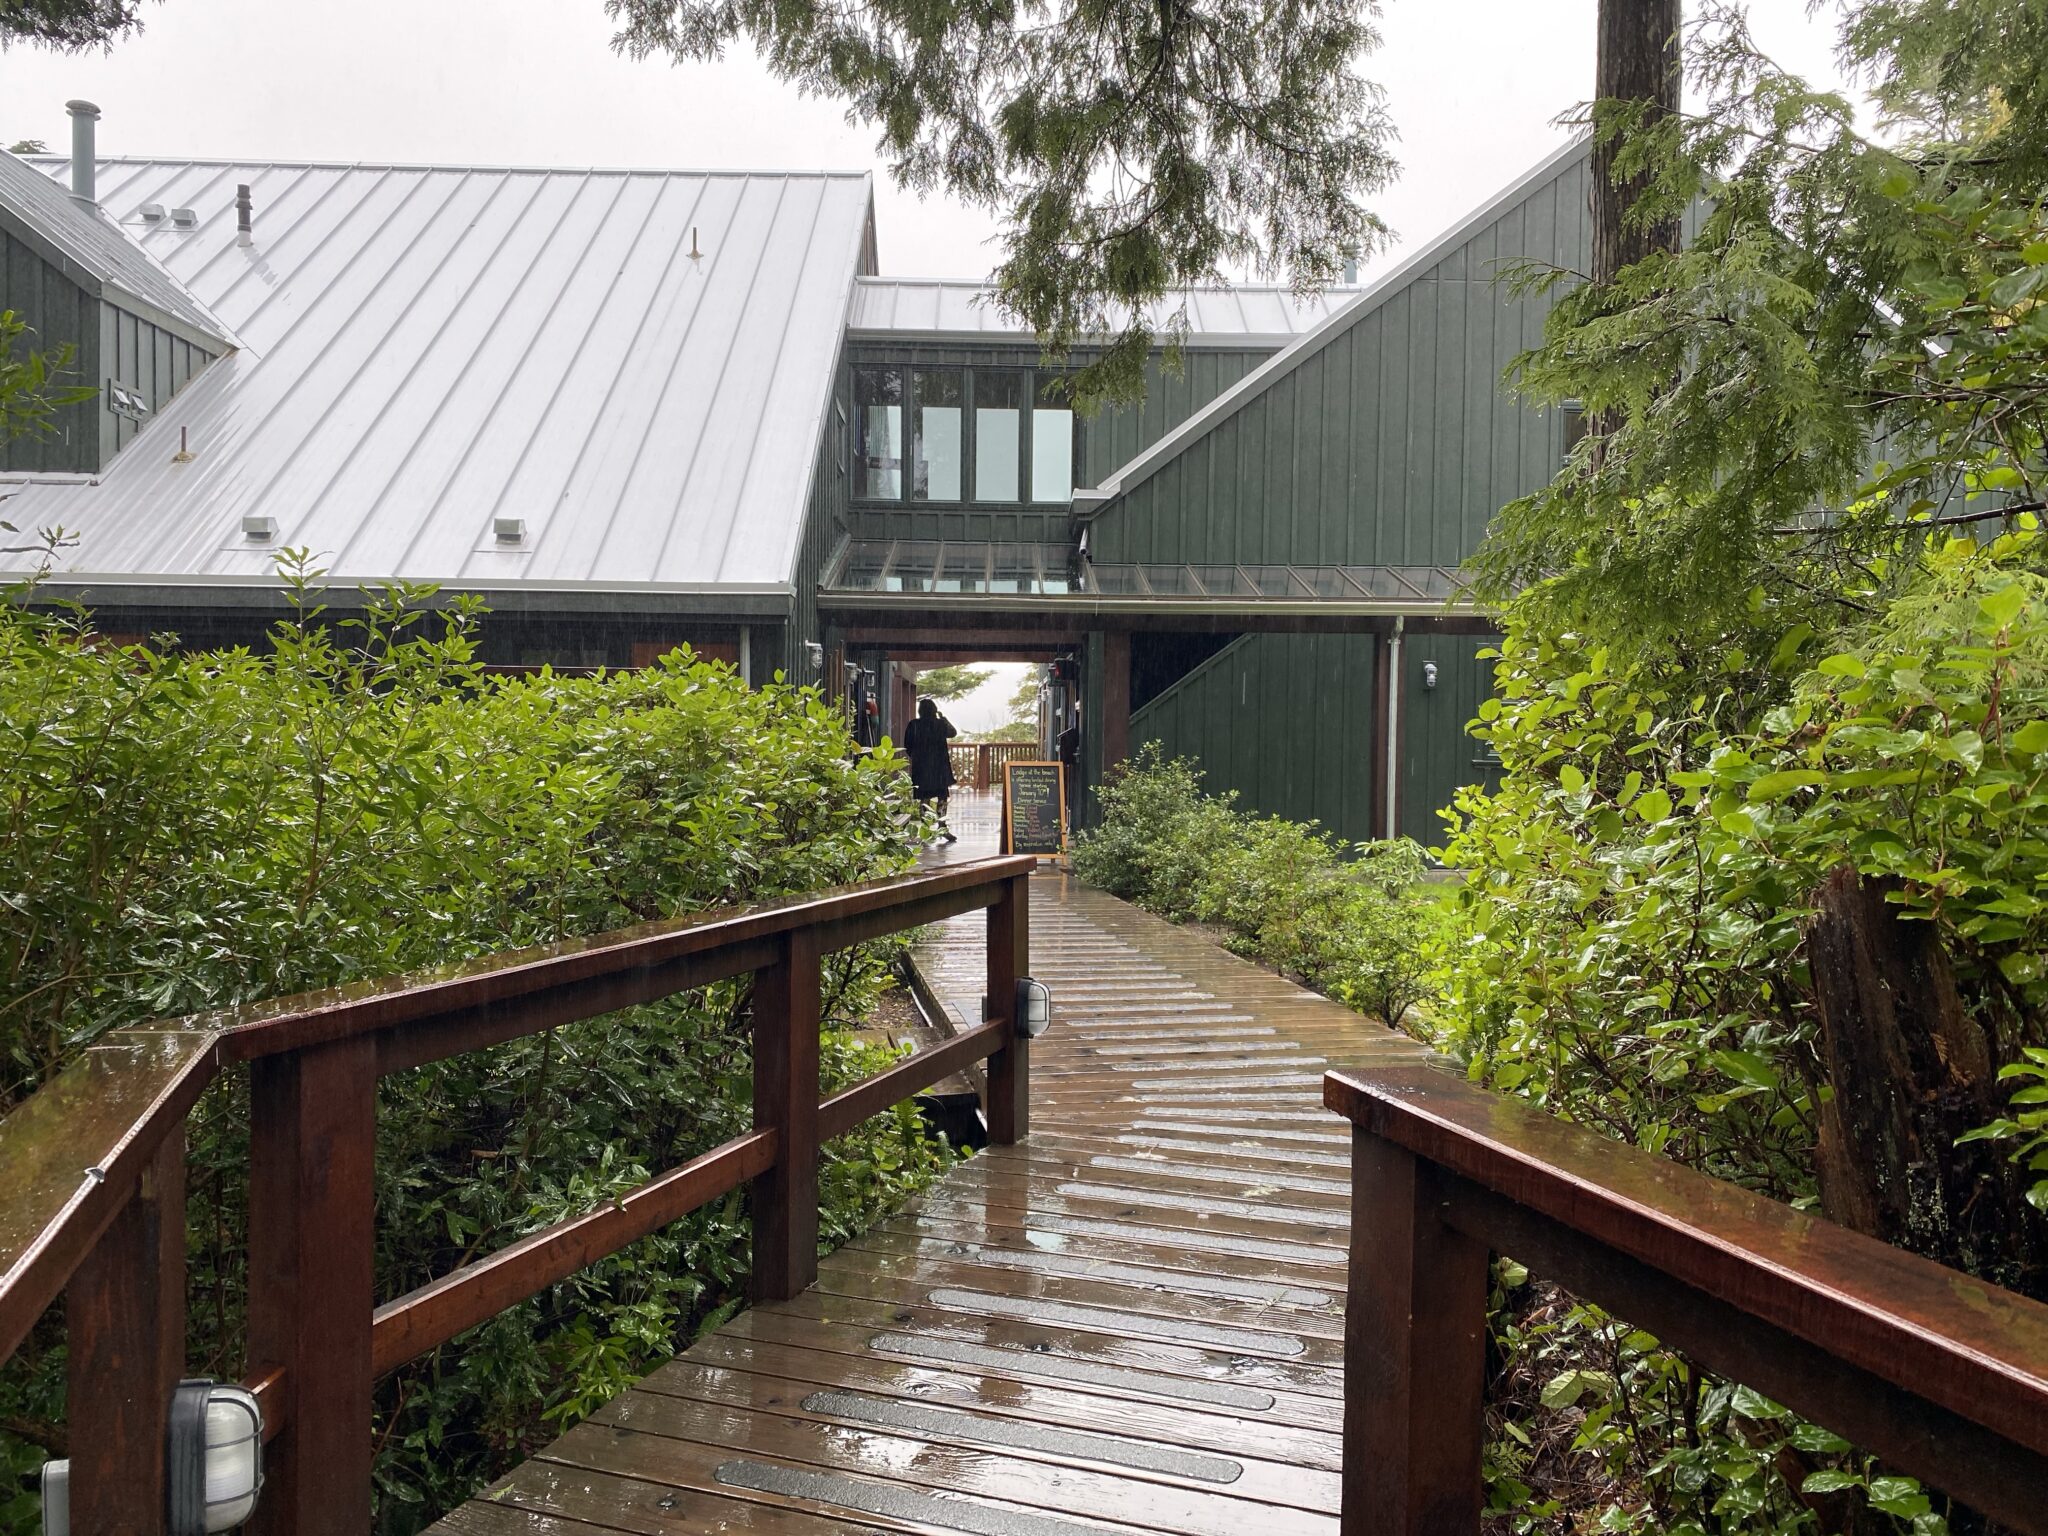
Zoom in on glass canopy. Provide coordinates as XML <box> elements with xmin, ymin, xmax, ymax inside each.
<box><xmin>824</xmin><ymin>541</ymin><xmax>1471</xmax><ymax>606</ymax></box>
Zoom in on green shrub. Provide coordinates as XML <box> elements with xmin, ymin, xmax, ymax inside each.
<box><xmin>1072</xmin><ymin>744</ymin><xmax>1441</xmax><ymax>1026</ymax></box>
<box><xmin>1427</xmin><ymin>531</ymin><xmax>2048</xmax><ymax>1533</ymax></box>
<box><xmin>0</xmin><ymin>567</ymin><xmax>953</xmax><ymax>1532</ymax></box>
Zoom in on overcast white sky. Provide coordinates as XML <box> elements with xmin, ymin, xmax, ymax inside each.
<box><xmin>1</xmin><ymin>1</ymin><xmax>1855</xmax><ymax>282</ymax></box>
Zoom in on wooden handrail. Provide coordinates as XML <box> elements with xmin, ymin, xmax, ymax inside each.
<box><xmin>0</xmin><ymin>855</ymin><xmax>1035</xmax><ymax>1535</ymax></box>
<box><xmin>1324</xmin><ymin>1064</ymin><xmax>2048</xmax><ymax>1535</ymax></box>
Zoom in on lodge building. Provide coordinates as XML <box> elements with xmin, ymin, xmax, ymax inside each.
<box><xmin>1</xmin><ymin>107</ymin><xmax>1596</xmax><ymax>847</ymax></box>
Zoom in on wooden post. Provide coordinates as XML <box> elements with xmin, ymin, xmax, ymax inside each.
<box><xmin>752</xmin><ymin>927</ymin><xmax>821</xmax><ymax>1301</ymax></box>
<box><xmin>247</xmin><ymin>1037</ymin><xmax>378</xmax><ymax>1536</ymax></box>
<box><xmin>1101</xmin><ymin>631</ymin><xmax>1132</xmax><ymax>774</ymax></box>
<box><xmin>67</xmin><ymin>1129</ymin><xmax>185</xmax><ymax>1536</ymax></box>
<box><xmin>1345</xmin><ymin>1132</ymin><xmax>1487</xmax><ymax>1536</ymax></box>
<box><xmin>984</xmin><ymin>873</ymin><xmax>1030</xmax><ymax>1144</ymax></box>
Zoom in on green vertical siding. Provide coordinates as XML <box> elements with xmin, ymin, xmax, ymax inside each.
<box><xmin>100</xmin><ymin>301</ymin><xmax>212</xmax><ymax>463</ymax></box>
<box><xmin>1397</xmin><ymin>635</ymin><xmax>1502</xmax><ymax>847</ymax></box>
<box><xmin>1089</xmin><ymin>148</ymin><xmax>1591</xmax><ymax>567</ymax></box>
<box><xmin>0</xmin><ymin>229</ymin><xmax>98</xmax><ymax>472</ymax></box>
<box><xmin>1129</xmin><ymin>631</ymin><xmax>1379</xmax><ymax>845</ymax></box>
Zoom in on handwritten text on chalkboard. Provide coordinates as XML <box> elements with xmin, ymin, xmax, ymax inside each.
<box><xmin>1002</xmin><ymin>761</ymin><xmax>1066</xmax><ymax>856</ymax></box>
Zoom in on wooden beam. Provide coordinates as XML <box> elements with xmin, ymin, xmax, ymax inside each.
<box><xmin>246</xmin><ymin>1036</ymin><xmax>378</xmax><ymax>1536</ymax></box>
<box><xmin>66</xmin><ymin>1130</ymin><xmax>185</xmax><ymax>1536</ymax></box>
<box><xmin>1100</xmin><ymin>631</ymin><xmax>1132</xmax><ymax>773</ymax></box>
<box><xmin>751</xmin><ymin>929</ymin><xmax>821</xmax><ymax>1302</ymax></box>
<box><xmin>983</xmin><ymin>874</ymin><xmax>1031</xmax><ymax>1144</ymax></box>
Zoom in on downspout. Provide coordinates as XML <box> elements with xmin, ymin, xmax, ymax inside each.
<box><xmin>738</xmin><ymin>625</ymin><xmax>753</xmax><ymax>687</ymax></box>
<box><xmin>1384</xmin><ymin>617</ymin><xmax>1404</xmax><ymax>840</ymax></box>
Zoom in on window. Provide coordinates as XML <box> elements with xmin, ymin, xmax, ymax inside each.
<box><xmin>912</xmin><ymin>369</ymin><xmax>964</xmax><ymax>501</ymax></box>
<box><xmin>1561</xmin><ymin>399</ymin><xmax>1588</xmax><ymax>466</ymax></box>
<box><xmin>1031</xmin><ymin>381</ymin><xmax>1075</xmax><ymax>502</ymax></box>
<box><xmin>975</xmin><ymin>372</ymin><xmax>1022</xmax><ymax>501</ymax></box>
<box><xmin>854</xmin><ymin>368</ymin><xmax>903</xmax><ymax>499</ymax></box>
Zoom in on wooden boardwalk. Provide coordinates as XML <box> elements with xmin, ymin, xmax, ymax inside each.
<box><xmin>434</xmin><ymin>808</ymin><xmax>1431</xmax><ymax>1536</ymax></box>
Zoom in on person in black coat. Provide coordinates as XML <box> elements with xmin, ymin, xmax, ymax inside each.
<box><xmin>902</xmin><ymin>696</ymin><xmax>959</xmax><ymax>843</ymax></box>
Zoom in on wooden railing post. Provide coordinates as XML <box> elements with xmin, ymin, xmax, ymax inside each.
<box><xmin>752</xmin><ymin>927</ymin><xmax>821</xmax><ymax>1301</ymax></box>
<box><xmin>66</xmin><ymin>1129</ymin><xmax>185</xmax><ymax>1535</ymax></box>
<box><xmin>246</xmin><ymin>1037</ymin><xmax>378</xmax><ymax>1536</ymax></box>
<box><xmin>983</xmin><ymin>873</ymin><xmax>1030</xmax><ymax>1144</ymax></box>
<box><xmin>977</xmin><ymin>744</ymin><xmax>991</xmax><ymax>794</ymax></box>
<box><xmin>1346</xmin><ymin>1131</ymin><xmax>1488</xmax><ymax>1536</ymax></box>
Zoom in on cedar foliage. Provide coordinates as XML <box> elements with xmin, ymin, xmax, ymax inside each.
<box><xmin>605</xmin><ymin>0</ymin><xmax>1397</xmax><ymax>405</ymax></box>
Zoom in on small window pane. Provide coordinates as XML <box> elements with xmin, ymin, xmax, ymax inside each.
<box><xmin>975</xmin><ymin>373</ymin><xmax>1022</xmax><ymax>501</ymax></box>
<box><xmin>855</xmin><ymin>368</ymin><xmax>903</xmax><ymax>499</ymax></box>
<box><xmin>913</xmin><ymin>370</ymin><xmax>963</xmax><ymax>501</ymax></box>
<box><xmin>1031</xmin><ymin>385</ymin><xmax>1074</xmax><ymax>502</ymax></box>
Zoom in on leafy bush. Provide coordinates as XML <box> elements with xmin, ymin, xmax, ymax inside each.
<box><xmin>1428</xmin><ymin>532</ymin><xmax>2048</xmax><ymax>1533</ymax></box>
<box><xmin>1072</xmin><ymin>743</ymin><xmax>1441</xmax><ymax>1026</ymax></box>
<box><xmin>0</xmin><ymin>568</ymin><xmax>954</xmax><ymax>1532</ymax></box>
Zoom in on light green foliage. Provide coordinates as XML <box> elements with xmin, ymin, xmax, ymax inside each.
<box><xmin>913</xmin><ymin>663</ymin><xmax>992</xmax><ymax>702</ymax></box>
<box><xmin>1072</xmin><ymin>744</ymin><xmax>1440</xmax><ymax>1025</ymax></box>
<box><xmin>0</xmin><ymin>565</ymin><xmax>954</xmax><ymax>1530</ymax></box>
<box><xmin>1433</xmin><ymin>535</ymin><xmax>2048</xmax><ymax>1528</ymax></box>
<box><xmin>605</xmin><ymin>0</ymin><xmax>1395</xmax><ymax>406</ymax></box>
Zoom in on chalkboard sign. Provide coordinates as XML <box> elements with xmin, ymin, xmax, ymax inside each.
<box><xmin>1002</xmin><ymin>761</ymin><xmax>1067</xmax><ymax>857</ymax></box>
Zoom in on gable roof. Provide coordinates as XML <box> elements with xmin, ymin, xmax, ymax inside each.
<box><xmin>1072</xmin><ymin>135</ymin><xmax>1590</xmax><ymax>520</ymax></box>
<box><xmin>848</xmin><ymin>277</ymin><xmax>1354</xmax><ymax>347</ymax></box>
<box><xmin>0</xmin><ymin>151</ymin><xmax>229</xmax><ymax>349</ymax></box>
<box><xmin>3</xmin><ymin>157</ymin><xmax>877</xmax><ymax>595</ymax></box>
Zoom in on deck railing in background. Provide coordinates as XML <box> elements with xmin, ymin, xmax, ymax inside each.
<box><xmin>948</xmin><ymin>741</ymin><xmax>1043</xmax><ymax>793</ymax></box>
<box><xmin>0</xmin><ymin>856</ymin><xmax>1036</xmax><ymax>1536</ymax></box>
<box><xmin>1323</xmin><ymin>1065</ymin><xmax>2048</xmax><ymax>1536</ymax></box>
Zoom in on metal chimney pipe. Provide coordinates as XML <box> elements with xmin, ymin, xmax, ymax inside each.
<box><xmin>236</xmin><ymin>184</ymin><xmax>252</xmax><ymax>246</ymax></box>
<box><xmin>66</xmin><ymin>100</ymin><xmax>99</xmax><ymax>202</ymax></box>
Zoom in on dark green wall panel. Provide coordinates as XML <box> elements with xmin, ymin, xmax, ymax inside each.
<box><xmin>1090</xmin><ymin>149</ymin><xmax>1593</xmax><ymax>569</ymax></box>
<box><xmin>1129</xmin><ymin>630</ymin><xmax>1379</xmax><ymax>846</ymax></box>
<box><xmin>0</xmin><ymin>228</ymin><xmax>97</xmax><ymax>472</ymax></box>
<box><xmin>1397</xmin><ymin>634</ymin><xmax>1502</xmax><ymax>847</ymax></box>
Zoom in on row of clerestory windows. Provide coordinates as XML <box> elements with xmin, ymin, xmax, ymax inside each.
<box><xmin>852</xmin><ymin>365</ymin><xmax>1076</xmax><ymax>505</ymax></box>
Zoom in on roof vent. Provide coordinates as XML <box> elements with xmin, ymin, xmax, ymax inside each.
<box><xmin>493</xmin><ymin>516</ymin><xmax>526</xmax><ymax>544</ymax></box>
<box><xmin>236</xmin><ymin>184</ymin><xmax>253</xmax><ymax>247</ymax></box>
<box><xmin>65</xmin><ymin>100</ymin><xmax>99</xmax><ymax>203</ymax></box>
<box><xmin>241</xmin><ymin>513</ymin><xmax>278</xmax><ymax>541</ymax></box>
<box><xmin>140</xmin><ymin>204</ymin><xmax>166</xmax><ymax>223</ymax></box>
<box><xmin>170</xmin><ymin>207</ymin><xmax>197</xmax><ymax>228</ymax></box>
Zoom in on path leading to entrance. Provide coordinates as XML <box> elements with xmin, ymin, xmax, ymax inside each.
<box><xmin>434</xmin><ymin>796</ymin><xmax>1432</xmax><ymax>1536</ymax></box>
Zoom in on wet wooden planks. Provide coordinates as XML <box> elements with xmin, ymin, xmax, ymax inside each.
<box><xmin>435</xmin><ymin>859</ymin><xmax>1432</xmax><ymax>1536</ymax></box>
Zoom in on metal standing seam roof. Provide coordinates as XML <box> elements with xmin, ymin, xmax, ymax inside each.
<box><xmin>1072</xmin><ymin>135</ymin><xmax>1592</xmax><ymax>518</ymax></box>
<box><xmin>2</xmin><ymin>156</ymin><xmax>877</xmax><ymax>592</ymax></box>
<box><xmin>847</xmin><ymin>277</ymin><xmax>1356</xmax><ymax>346</ymax></box>
<box><xmin>0</xmin><ymin>151</ymin><xmax>230</xmax><ymax>347</ymax></box>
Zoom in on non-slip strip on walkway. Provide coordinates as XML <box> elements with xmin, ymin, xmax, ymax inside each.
<box><xmin>434</xmin><ymin>867</ymin><xmax>1432</xmax><ymax>1536</ymax></box>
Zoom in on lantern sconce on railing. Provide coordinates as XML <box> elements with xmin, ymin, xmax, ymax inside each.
<box><xmin>1015</xmin><ymin>977</ymin><xmax>1052</xmax><ymax>1039</ymax></box>
<box><xmin>42</xmin><ymin>1380</ymin><xmax>262</xmax><ymax>1536</ymax></box>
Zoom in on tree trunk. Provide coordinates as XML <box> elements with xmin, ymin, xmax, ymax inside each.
<box><xmin>1807</xmin><ymin>867</ymin><xmax>2037</xmax><ymax>1290</ymax></box>
<box><xmin>1591</xmin><ymin>0</ymin><xmax>1682</xmax><ymax>285</ymax></box>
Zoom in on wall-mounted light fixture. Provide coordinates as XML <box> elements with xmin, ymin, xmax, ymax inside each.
<box><xmin>1421</xmin><ymin>661</ymin><xmax>1439</xmax><ymax>690</ymax></box>
<box><xmin>1014</xmin><ymin>977</ymin><xmax>1052</xmax><ymax>1039</ymax></box>
<box><xmin>41</xmin><ymin>1380</ymin><xmax>262</xmax><ymax>1536</ymax></box>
